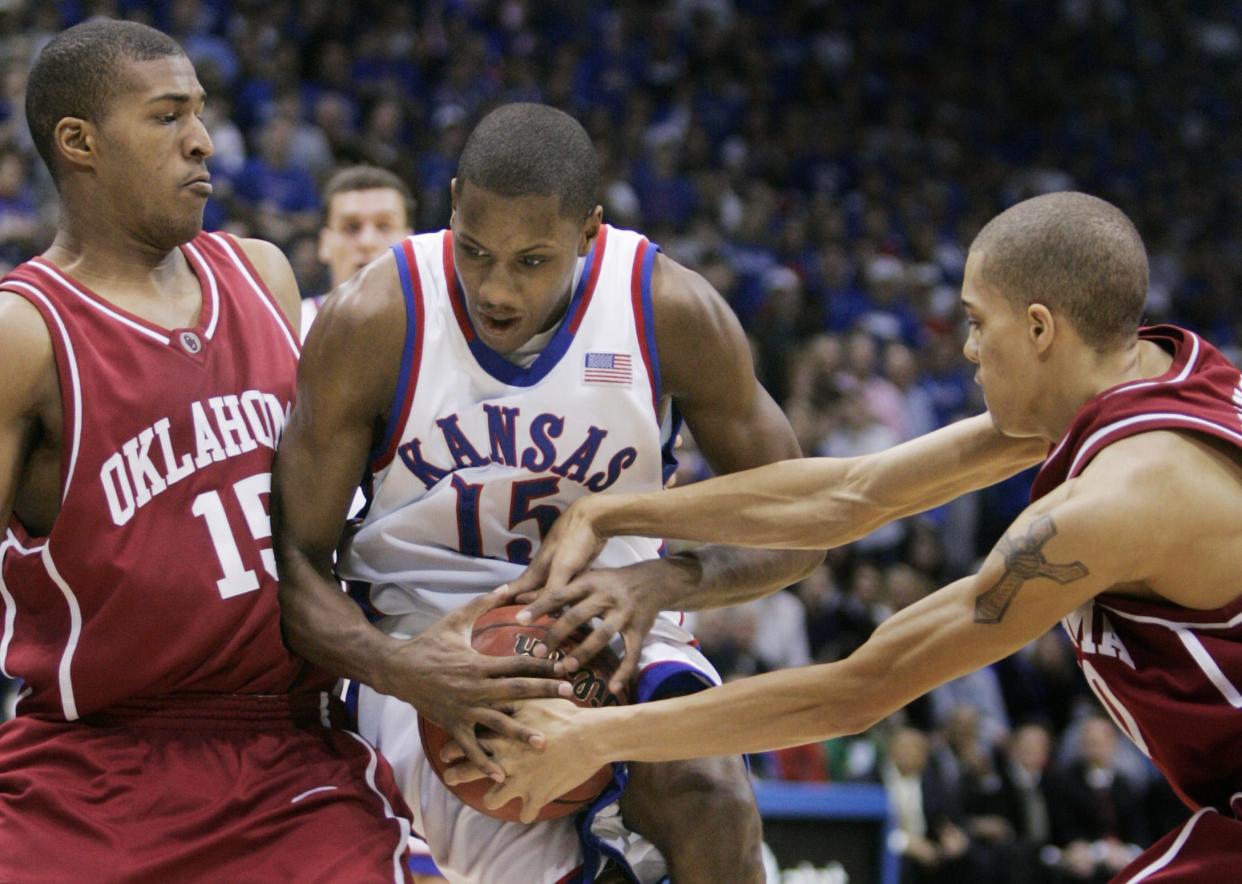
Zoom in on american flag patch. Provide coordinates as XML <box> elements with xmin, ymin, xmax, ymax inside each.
<box><xmin>583</xmin><ymin>352</ymin><xmax>633</xmax><ymax>386</ymax></box>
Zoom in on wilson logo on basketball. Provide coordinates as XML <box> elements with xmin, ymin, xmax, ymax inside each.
<box><xmin>511</xmin><ymin>633</ymin><xmax>623</xmax><ymax>707</ymax></box>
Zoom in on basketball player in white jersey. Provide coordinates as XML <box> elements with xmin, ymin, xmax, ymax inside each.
<box><xmin>273</xmin><ymin>103</ymin><xmax>822</xmax><ymax>882</ymax></box>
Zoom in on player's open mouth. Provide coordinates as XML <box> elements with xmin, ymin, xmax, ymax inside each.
<box><xmin>478</xmin><ymin>313</ymin><xmax>520</xmax><ymax>335</ymax></box>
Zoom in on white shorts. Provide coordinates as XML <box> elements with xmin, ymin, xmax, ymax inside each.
<box><xmin>354</xmin><ymin>612</ymin><xmax>719</xmax><ymax>884</ymax></box>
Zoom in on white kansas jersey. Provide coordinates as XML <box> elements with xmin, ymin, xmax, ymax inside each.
<box><xmin>340</xmin><ymin>225</ymin><xmax>676</xmax><ymax>627</ymax></box>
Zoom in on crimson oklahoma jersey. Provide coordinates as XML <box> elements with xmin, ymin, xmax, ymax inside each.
<box><xmin>1031</xmin><ymin>325</ymin><xmax>1242</xmax><ymax>816</ymax></box>
<box><xmin>0</xmin><ymin>231</ymin><xmax>323</xmax><ymax>720</ymax></box>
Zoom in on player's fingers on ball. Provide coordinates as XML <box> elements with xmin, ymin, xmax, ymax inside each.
<box><xmin>474</xmin><ymin>708</ymin><xmax>544</xmax><ymax>747</ymax></box>
<box><xmin>543</xmin><ymin>596</ymin><xmax>603</xmax><ymax>647</ymax></box>
<box><xmin>509</xmin><ymin>555</ymin><xmax>551</xmax><ymax>595</ymax></box>
<box><xmin>519</xmin><ymin>584</ymin><xmax>583</xmax><ymax>625</ymax></box>
<box><xmin>483</xmin><ymin>654</ymin><xmax>560</xmax><ymax>680</ymax></box>
<box><xmin>443</xmin><ymin>762</ymin><xmax>490</xmax><ymax>786</ymax></box>
<box><xmin>560</xmin><ymin>610</ymin><xmax>619</xmax><ymax>669</ymax></box>
<box><xmin>439</xmin><ymin>740</ymin><xmax>468</xmax><ymax>764</ymax></box>
<box><xmin>454</xmin><ymin>730</ymin><xmax>503</xmax><ymax>780</ymax></box>
<box><xmin>483</xmin><ymin>782</ymin><xmax>516</xmax><ymax>811</ymax></box>
<box><xmin>610</xmin><ymin>630</ymin><xmax>644</xmax><ymax>692</ymax></box>
<box><xmin>496</xmin><ymin>676</ymin><xmax>573</xmax><ymax>701</ymax></box>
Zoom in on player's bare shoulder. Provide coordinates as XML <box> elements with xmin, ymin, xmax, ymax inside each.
<box><xmin>306</xmin><ymin>247</ymin><xmax>406</xmax><ymax>359</ymax></box>
<box><xmin>298</xmin><ymin>246</ymin><xmax>408</xmax><ymax>417</ymax></box>
<box><xmin>648</xmin><ymin>252</ymin><xmax>754</xmax><ymax>403</ymax></box>
<box><xmin>234</xmin><ymin>236</ymin><xmax>301</xmax><ymax>325</ymax></box>
<box><xmin>0</xmin><ymin>290</ymin><xmax>57</xmax><ymax>417</ymax></box>
<box><xmin>1074</xmin><ymin>430</ymin><xmax>1242</xmax><ymax>607</ymax></box>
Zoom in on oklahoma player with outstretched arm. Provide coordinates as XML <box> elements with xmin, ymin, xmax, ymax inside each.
<box><xmin>463</xmin><ymin>193</ymin><xmax>1242</xmax><ymax>883</ymax></box>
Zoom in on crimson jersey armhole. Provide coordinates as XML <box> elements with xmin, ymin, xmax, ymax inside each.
<box><xmin>204</xmin><ymin>232</ymin><xmax>301</xmax><ymax>355</ymax></box>
<box><xmin>0</xmin><ymin>281</ymin><xmax>83</xmax><ymax>515</ymax></box>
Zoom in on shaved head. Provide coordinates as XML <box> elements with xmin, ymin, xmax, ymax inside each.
<box><xmin>970</xmin><ymin>192</ymin><xmax>1148</xmax><ymax>350</ymax></box>
<box><xmin>455</xmin><ymin>103</ymin><xmax>597</xmax><ymax>220</ymax></box>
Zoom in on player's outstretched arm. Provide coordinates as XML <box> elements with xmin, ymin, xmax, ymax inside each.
<box><xmin>506</xmin><ymin>411</ymin><xmax>1045</xmax><ymax>601</ymax></box>
<box><xmin>271</xmin><ymin>257</ymin><xmax>568</xmax><ymax>776</ymax></box>
<box><xmin>469</xmin><ymin>464</ymin><xmax>1148</xmax><ymax>821</ymax></box>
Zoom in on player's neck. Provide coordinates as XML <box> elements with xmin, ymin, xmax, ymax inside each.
<box><xmin>1044</xmin><ymin>337</ymin><xmax>1171</xmax><ymax>440</ymax></box>
<box><xmin>42</xmin><ymin>218</ymin><xmax>190</xmax><ymax>298</ymax></box>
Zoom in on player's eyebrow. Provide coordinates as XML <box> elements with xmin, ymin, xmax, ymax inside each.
<box><xmin>457</xmin><ymin>231</ymin><xmax>556</xmax><ymax>254</ymax></box>
<box><xmin>145</xmin><ymin>91</ymin><xmax>207</xmax><ymax>105</ymax></box>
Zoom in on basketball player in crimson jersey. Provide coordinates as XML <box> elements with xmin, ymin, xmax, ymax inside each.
<box><xmin>273</xmin><ymin>103</ymin><xmax>826</xmax><ymax>883</ymax></box>
<box><xmin>462</xmin><ymin>192</ymin><xmax>1242</xmax><ymax>880</ymax></box>
<box><xmin>0</xmin><ymin>21</ymin><xmax>414</xmax><ymax>880</ymax></box>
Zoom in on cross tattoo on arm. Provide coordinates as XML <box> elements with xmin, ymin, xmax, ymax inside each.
<box><xmin>974</xmin><ymin>515</ymin><xmax>1089</xmax><ymax>624</ymax></box>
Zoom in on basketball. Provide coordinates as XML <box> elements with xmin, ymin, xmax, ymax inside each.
<box><xmin>419</xmin><ymin>605</ymin><xmax>628</xmax><ymax>823</ymax></box>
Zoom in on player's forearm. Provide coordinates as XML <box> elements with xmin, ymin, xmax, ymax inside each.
<box><xmin>276</xmin><ymin>553</ymin><xmax>405</xmax><ymax>693</ymax></box>
<box><xmin>661</xmin><ymin>545</ymin><xmax>824</xmax><ymax>610</ymax></box>
<box><xmin>583</xmin><ymin>577</ymin><xmax>987</xmax><ymax>762</ymax></box>
<box><xmin>588</xmin><ymin>416</ymin><xmax>1045</xmax><ymax>550</ymax></box>
<box><xmin>584</xmin><ymin>658</ymin><xmax>877</xmax><ymax>763</ymax></box>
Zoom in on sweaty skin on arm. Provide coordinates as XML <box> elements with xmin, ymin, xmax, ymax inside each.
<box><xmin>271</xmin><ymin>254</ymin><xmax>568</xmax><ymax>776</ymax></box>
<box><xmin>508</xmin><ymin>253</ymin><xmax>824</xmax><ymax>684</ymax></box>
<box><xmin>468</xmin><ymin>434</ymin><xmax>1204</xmax><ymax>821</ymax></box>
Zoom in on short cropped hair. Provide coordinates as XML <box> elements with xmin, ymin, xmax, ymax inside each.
<box><xmin>26</xmin><ymin>19</ymin><xmax>185</xmax><ymax>182</ymax></box>
<box><xmin>454</xmin><ymin>103</ymin><xmax>597</xmax><ymax>220</ymax></box>
<box><xmin>321</xmin><ymin>165</ymin><xmax>415</xmax><ymax>227</ymax></box>
<box><xmin>971</xmin><ymin>192</ymin><xmax>1148</xmax><ymax>350</ymax></box>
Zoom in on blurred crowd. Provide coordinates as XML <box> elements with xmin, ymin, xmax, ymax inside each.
<box><xmin>2</xmin><ymin>1</ymin><xmax>1239</xmax><ymax>880</ymax></box>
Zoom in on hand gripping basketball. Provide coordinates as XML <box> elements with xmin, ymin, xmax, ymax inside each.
<box><xmin>420</xmin><ymin>604</ymin><xmax>628</xmax><ymax>823</ymax></box>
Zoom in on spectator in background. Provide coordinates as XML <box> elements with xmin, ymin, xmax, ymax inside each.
<box><xmin>1049</xmin><ymin>717</ymin><xmax>1148</xmax><ymax>883</ymax></box>
<box><xmin>303</xmin><ymin>164</ymin><xmax>415</xmax><ymax>339</ymax></box>
<box><xmin>842</xmin><ymin>327</ymin><xmax>907</xmax><ymax>438</ymax></box>
<box><xmin>0</xmin><ymin>144</ymin><xmax>40</xmax><ymax>269</ymax></box>
<box><xmin>813</xmin><ymin>241</ymin><xmax>871</xmax><ymax>334</ymax></box>
<box><xmin>818</xmin><ymin>377</ymin><xmax>904</xmax><ymax>558</ymax></box>
<box><xmin>884</xmin><ymin>341</ymin><xmax>938</xmax><ymax>440</ymax></box>
<box><xmin>883</xmin><ymin>726</ymin><xmax>971</xmax><ymax>884</ymax></box>
<box><xmin>752</xmin><ymin>265</ymin><xmax>804</xmax><ymax>404</ymax></box>
<box><xmin>859</xmin><ymin>254</ymin><xmax>923</xmax><ymax>347</ymax></box>
<box><xmin>797</xmin><ymin>562</ymin><xmax>878</xmax><ymax>664</ymax></box>
<box><xmin>270</xmin><ymin>87</ymin><xmax>333</xmax><ymax>179</ymax></box>
<box><xmin>233</xmin><ymin>116</ymin><xmax>319</xmax><ymax>246</ymax></box>
<box><xmin>998</xmin><ymin>723</ymin><xmax>1059</xmax><ymax>883</ymax></box>
<box><xmin>694</xmin><ymin>587</ymin><xmax>810</xmax><ymax>680</ymax></box>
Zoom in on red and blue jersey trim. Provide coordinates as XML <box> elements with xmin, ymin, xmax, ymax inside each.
<box><xmin>629</xmin><ymin>238</ymin><xmax>661</xmax><ymax>416</ymax></box>
<box><xmin>441</xmin><ymin>226</ymin><xmax>610</xmax><ymax>387</ymax></box>
<box><xmin>370</xmin><ymin>239</ymin><xmax>425</xmax><ymax>472</ymax></box>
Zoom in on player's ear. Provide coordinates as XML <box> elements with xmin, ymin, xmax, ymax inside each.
<box><xmin>577</xmin><ymin>206</ymin><xmax>603</xmax><ymax>257</ymax></box>
<box><xmin>448</xmin><ymin>177</ymin><xmax>459</xmax><ymax>226</ymax></box>
<box><xmin>1028</xmin><ymin>302</ymin><xmax>1055</xmax><ymax>354</ymax></box>
<box><xmin>53</xmin><ymin>117</ymin><xmax>95</xmax><ymax>173</ymax></box>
